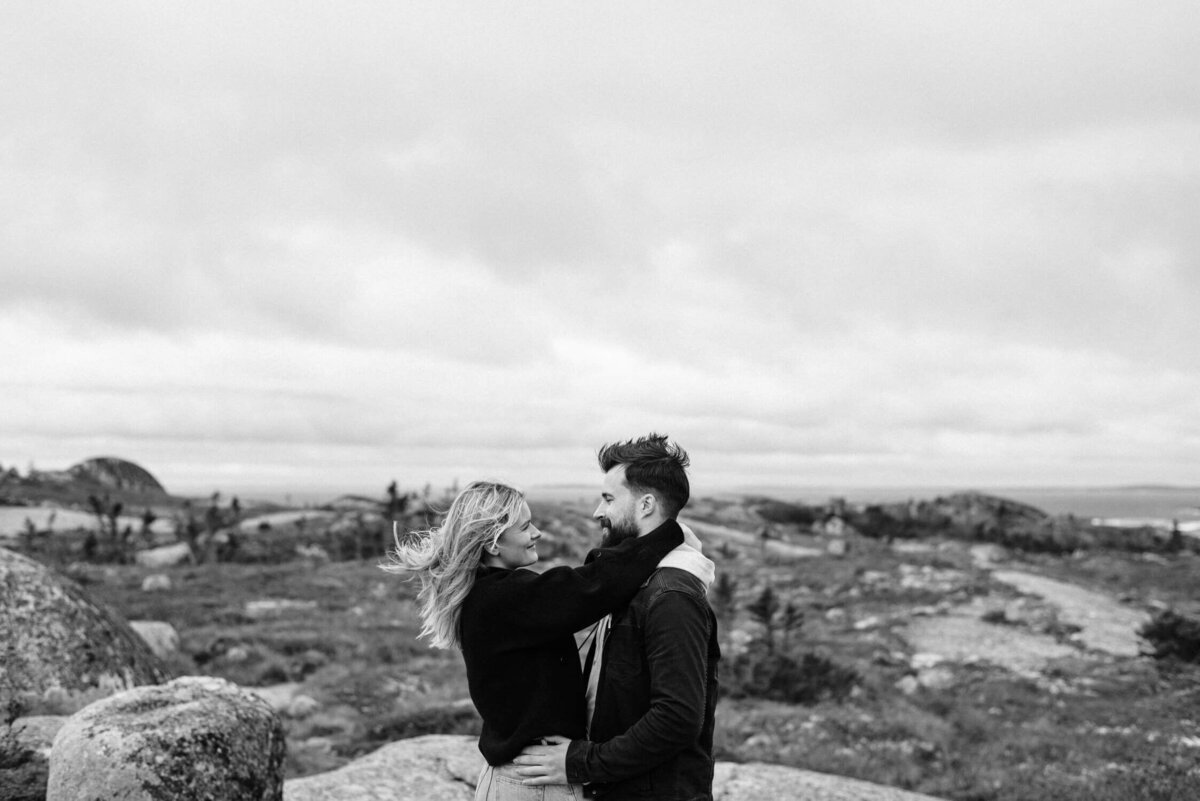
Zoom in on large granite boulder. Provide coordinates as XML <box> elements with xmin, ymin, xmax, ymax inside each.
<box><xmin>285</xmin><ymin>735</ymin><xmax>480</xmax><ymax>801</ymax></box>
<box><xmin>47</xmin><ymin>676</ymin><xmax>286</xmax><ymax>801</ymax></box>
<box><xmin>714</xmin><ymin>761</ymin><xmax>948</xmax><ymax>800</ymax></box>
<box><xmin>285</xmin><ymin>735</ymin><xmax>948</xmax><ymax>801</ymax></box>
<box><xmin>0</xmin><ymin>547</ymin><xmax>169</xmax><ymax>716</ymax></box>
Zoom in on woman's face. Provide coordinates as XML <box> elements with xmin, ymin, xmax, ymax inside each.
<box><xmin>486</xmin><ymin>501</ymin><xmax>542</xmax><ymax>569</ymax></box>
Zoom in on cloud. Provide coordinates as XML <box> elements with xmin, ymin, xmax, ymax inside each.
<box><xmin>3</xmin><ymin>2</ymin><xmax>1199</xmax><ymax>491</ymax></box>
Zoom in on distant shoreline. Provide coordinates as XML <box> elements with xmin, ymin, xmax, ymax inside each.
<box><xmin>90</xmin><ymin>482</ymin><xmax>1199</xmax><ymax>525</ymax></box>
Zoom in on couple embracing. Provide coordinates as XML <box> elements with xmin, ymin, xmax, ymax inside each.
<box><xmin>383</xmin><ymin>433</ymin><xmax>720</xmax><ymax>801</ymax></box>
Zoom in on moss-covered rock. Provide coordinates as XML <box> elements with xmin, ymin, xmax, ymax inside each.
<box><xmin>47</xmin><ymin>676</ymin><xmax>285</xmax><ymax>801</ymax></box>
<box><xmin>1</xmin><ymin>547</ymin><xmax>169</xmax><ymax>717</ymax></box>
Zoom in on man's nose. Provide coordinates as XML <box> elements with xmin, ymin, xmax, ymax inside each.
<box><xmin>592</xmin><ymin>504</ymin><xmax>604</xmax><ymax>518</ymax></box>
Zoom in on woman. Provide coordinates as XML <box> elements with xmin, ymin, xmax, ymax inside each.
<box><xmin>381</xmin><ymin>480</ymin><xmax>682</xmax><ymax>800</ymax></box>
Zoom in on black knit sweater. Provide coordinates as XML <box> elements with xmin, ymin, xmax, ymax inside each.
<box><xmin>459</xmin><ymin>521</ymin><xmax>684</xmax><ymax>765</ymax></box>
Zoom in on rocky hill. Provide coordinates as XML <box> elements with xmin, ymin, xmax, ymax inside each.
<box><xmin>0</xmin><ymin>457</ymin><xmax>176</xmax><ymax>510</ymax></box>
<box><xmin>66</xmin><ymin>457</ymin><xmax>168</xmax><ymax>495</ymax></box>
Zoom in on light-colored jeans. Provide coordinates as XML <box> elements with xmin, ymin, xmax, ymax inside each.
<box><xmin>474</xmin><ymin>762</ymin><xmax>584</xmax><ymax>801</ymax></box>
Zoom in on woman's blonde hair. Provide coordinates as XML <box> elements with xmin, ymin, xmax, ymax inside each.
<box><xmin>380</xmin><ymin>480</ymin><xmax>526</xmax><ymax>650</ymax></box>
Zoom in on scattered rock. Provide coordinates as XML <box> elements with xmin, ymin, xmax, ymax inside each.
<box><xmin>247</xmin><ymin>683</ymin><xmax>304</xmax><ymax>712</ymax></box>
<box><xmin>910</xmin><ymin>652</ymin><xmax>943</xmax><ymax>669</ymax></box>
<box><xmin>827</xmin><ymin>538</ymin><xmax>848</xmax><ymax>557</ymax></box>
<box><xmin>0</xmin><ymin>547</ymin><xmax>169</xmax><ymax>716</ymax></box>
<box><xmin>140</xmin><ymin>573</ymin><xmax>172</xmax><ymax>592</ymax></box>
<box><xmin>9</xmin><ymin>716</ymin><xmax>66</xmax><ymax>758</ymax></box>
<box><xmin>129</xmin><ymin>621</ymin><xmax>180</xmax><ymax>660</ymax></box>
<box><xmin>917</xmin><ymin>666</ymin><xmax>957</xmax><ymax>690</ymax></box>
<box><xmin>134</xmin><ymin>542</ymin><xmax>192</xmax><ymax>568</ymax></box>
<box><xmin>1</xmin><ymin>715</ymin><xmax>67</xmax><ymax>801</ymax></box>
<box><xmin>300</xmin><ymin>736</ymin><xmax>334</xmax><ymax>753</ymax></box>
<box><xmin>47</xmin><ymin>676</ymin><xmax>285</xmax><ymax>801</ymax></box>
<box><xmin>725</xmin><ymin>627</ymin><xmax>755</xmax><ymax>658</ymax></box>
<box><xmin>286</xmin><ymin>695</ymin><xmax>319</xmax><ymax>719</ymax></box>
<box><xmin>895</xmin><ymin>675</ymin><xmax>920</xmax><ymax>695</ymax></box>
<box><xmin>245</xmin><ymin>599</ymin><xmax>320</xmax><ymax>618</ymax></box>
<box><xmin>225</xmin><ymin>646</ymin><xmax>251</xmax><ymax>663</ymax></box>
<box><xmin>295</xmin><ymin>544</ymin><xmax>330</xmax><ymax>562</ymax></box>
<box><xmin>854</xmin><ymin>615</ymin><xmax>882</xmax><ymax>631</ymax></box>
<box><xmin>891</xmin><ymin>541</ymin><xmax>935</xmax><ymax>554</ymax></box>
<box><xmin>969</xmin><ymin>543</ymin><xmax>1008</xmax><ymax>568</ymax></box>
<box><xmin>897</xmin><ymin>564</ymin><xmax>967</xmax><ymax>593</ymax></box>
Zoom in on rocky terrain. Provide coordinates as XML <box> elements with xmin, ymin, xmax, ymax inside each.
<box><xmin>3</xmin><ymin>463</ymin><xmax>1199</xmax><ymax>800</ymax></box>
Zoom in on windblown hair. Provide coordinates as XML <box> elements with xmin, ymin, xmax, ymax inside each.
<box><xmin>380</xmin><ymin>480</ymin><xmax>526</xmax><ymax>650</ymax></box>
<box><xmin>597</xmin><ymin>432</ymin><xmax>691</xmax><ymax>519</ymax></box>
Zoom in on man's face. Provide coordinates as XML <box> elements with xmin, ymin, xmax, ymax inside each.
<box><xmin>594</xmin><ymin>464</ymin><xmax>640</xmax><ymax>547</ymax></box>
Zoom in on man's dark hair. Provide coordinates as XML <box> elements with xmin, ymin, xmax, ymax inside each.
<box><xmin>597</xmin><ymin>433</ymin><xmax>690</xmax><ymax>519</ymax></box>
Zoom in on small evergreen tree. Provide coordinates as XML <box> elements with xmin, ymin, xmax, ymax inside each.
<box><xmin>780</xmin><ymin>601</ymin><xmax>804</xmax><ymax>651</ymax></box>
<box><xmin>747</xmin><ymin>585</ymin><xmax>781</xmax><ymax>653</ymax></box>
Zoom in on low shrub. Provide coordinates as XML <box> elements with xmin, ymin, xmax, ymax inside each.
<box><xmin>725</xmin><ymin>646</ymin><xmax>858</xmax><ymax>704</ymax></box>
<box><xmin>750</xmin><ymin>499</ymin><xmax>819</xmax><ymax>526</ymax></box>
<box><xmin>1140</xmin><ymin>609</ymin><xmax>1200</xmax><ymax>663</ymax></box>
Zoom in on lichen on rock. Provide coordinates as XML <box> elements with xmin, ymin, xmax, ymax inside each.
<box><xmin>1</xmin><ymin>547</ymin><xmax>169</xmax><ymax>718</ymax></box>
<box><xmin>47</xmin><ymin>676</ymin><xmax>286</xmax><ymax>801</ymax></box>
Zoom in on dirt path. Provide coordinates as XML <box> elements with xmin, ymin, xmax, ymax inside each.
<box><xmin>905</xmin><ymin>547</ymin><xmax>1151</xmax><ymax>671</ymax></box>
<box><xmin>990</xmin><ymin>570</ymin><xmax>1150</xmax><ymax>657</ymax></box>
<box><xmin>969</xmin><ymin>545</ymin><xmax>1150</xmax><ymax>657</ymax></box>
<box><xmin>904</xmin><ymin>597</ymin><xmax>1080</xmax><ymax>675</ymax></box>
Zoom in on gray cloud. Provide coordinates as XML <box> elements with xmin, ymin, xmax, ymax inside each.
<box><xmin>3</xmin><ymin>2</ymin><xmax>1199</xmax><ymax>490</ymax></box>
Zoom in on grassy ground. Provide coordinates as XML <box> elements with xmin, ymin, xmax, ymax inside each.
<box><xmin>21</xmin><ymin>495</ymin><xmax>1200</xmax><ymax>799</ymax></box>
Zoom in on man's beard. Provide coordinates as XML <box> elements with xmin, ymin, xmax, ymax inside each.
<box><xmin>600</xmin><ymin>516</ymin><xmax>639</xmax><ymax>547</ymax></box>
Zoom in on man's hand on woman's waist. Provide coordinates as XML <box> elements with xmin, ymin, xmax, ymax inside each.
<box><xmin>512</xmin><ymin>735</ymin><xmax>570</xmax><ymax>786</ymax></box>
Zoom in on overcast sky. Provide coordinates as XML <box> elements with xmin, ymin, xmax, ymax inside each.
<box><xmin>3</xmin><ymin>2</ymin><xmax>1198</xmax><ymax>497</ymax></box>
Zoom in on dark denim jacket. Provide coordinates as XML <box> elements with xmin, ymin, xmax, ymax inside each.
<box><xmin>566</xmin><ymin>563</ymin><xmax>720</xmax><ymax>801</ymax></box>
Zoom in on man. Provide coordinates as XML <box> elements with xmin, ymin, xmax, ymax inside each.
<box><xmin>515</xmin><ymin>433</ymin><xmax>721</xmax><ymax>800</ymax></box>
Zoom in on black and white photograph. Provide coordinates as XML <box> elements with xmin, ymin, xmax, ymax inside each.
<box><xmin>2</xmin><ymin>3</ymin><xmax>1198</xmax><ymax>800</ymax></box>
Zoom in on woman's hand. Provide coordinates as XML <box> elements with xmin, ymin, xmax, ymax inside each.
<box><xmin>513</xmin><ymin>735</ymin><xmax>571</xmax><ymax>785</ymax></box>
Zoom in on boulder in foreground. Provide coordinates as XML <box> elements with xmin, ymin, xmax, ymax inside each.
<box><xmin>284</xmin><ymin>734</ymin><xmax>948</xmax><ymax>801</ymax></box>
<box><xmin>0</xmin><ymin>547</ymin><xmax>168</xmax><ymax>715</ymax></box>
<box><xmin>47</xmin><ymin>676</ymin><xmax>286</xmax><ymax>801</ymax></box>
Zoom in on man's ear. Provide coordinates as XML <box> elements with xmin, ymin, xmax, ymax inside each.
<box><xmin>637</xmin><ymin>493</ymin><xmax>657</xmax><ymax>519</ymax></box>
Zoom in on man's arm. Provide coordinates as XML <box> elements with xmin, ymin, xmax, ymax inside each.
<box><xmin>566</xmin><ymin>587</ymin><xmax>712</xmax><ymax>784</ymax></box>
